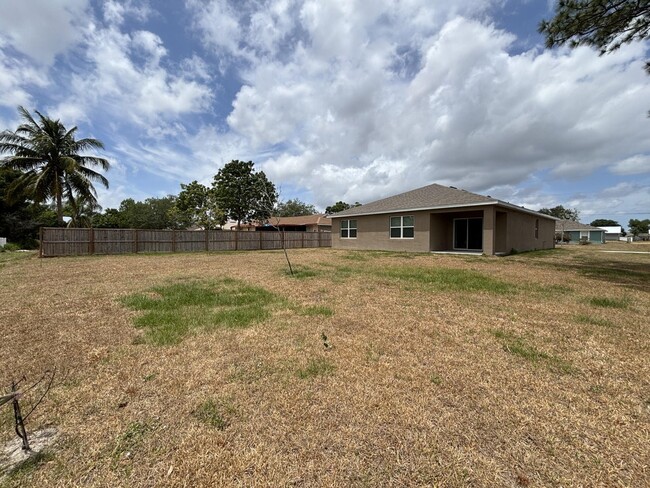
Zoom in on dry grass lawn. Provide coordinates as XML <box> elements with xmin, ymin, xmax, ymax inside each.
<box><xmin>0</xmin><ymin>243</ymin><xmax>649</xmax><ymax>487</ymax></box>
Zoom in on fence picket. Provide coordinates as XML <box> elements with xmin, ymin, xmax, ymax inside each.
<box><xmin>40</xmin><ymin>228</ymin><xmax>332</xmax><ymax>257</ymax></box>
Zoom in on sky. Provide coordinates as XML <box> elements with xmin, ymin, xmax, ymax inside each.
<box><xmin>0</xmin><ymin>0</ymin><xmax>649</xmax><ymax>228</ymax></box>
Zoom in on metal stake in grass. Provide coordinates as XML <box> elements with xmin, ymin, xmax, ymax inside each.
<box><xmin>11</xmin><ymin>380</ymin><xmax>29</xmax><ymax>451</ymax></box>
<box><xmin>3</xmin><ymin>370</ymin><xmax>57</xmax><ymax>452</ymax></box>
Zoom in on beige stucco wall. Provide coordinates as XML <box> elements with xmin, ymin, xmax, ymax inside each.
<box><xmin>503</xmin><ymin>209</ymin><xmax>554</xmax><ymax>252</ymax></box>
<box><xmin>332</xmin><ymin>210</ymin><xmax>432</xmax><ymax>252</ymax></box>
<box><xmin>332</xmin><ymin>205</ymin><xmax>554</xmax><ymax>254</ymax></box>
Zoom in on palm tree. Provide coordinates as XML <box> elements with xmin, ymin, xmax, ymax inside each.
<box><xmin>66</xmin><ymin>194</ymin><xmax>103</xmax><ymax>228</ymax></box>
<box><xmin>0</xmin><ymin>106</ymin><xmax>110</xmax><ymax>225</ymax></box>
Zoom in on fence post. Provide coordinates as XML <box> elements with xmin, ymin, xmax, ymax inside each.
<box><xmin>134</xmin><ymin>229</ymin><xmax>139</xmax><ymax>253</ymax></box>
<box><xmin>259</xmin><ymin>231</ymin><xmax>263</xmax><ymax>250</ymax></box>
<box><xmin>205</xmin><ymin>229</ymin><xmax>209</xmax><ymax>252</ymax></box>
<box><xmin>235</xmin><ymin>230</ymin><xmax>239</xmax><ymax>251</ymax></box>
<box><xmin>301</xmin><ymin>232</ymin><xmax>305</xmax><ymax>248</ymax></box>
<box><xmin>89</xmin><ymin>228</ymin><xmax>95</xmax><ymax>255</ymax></box>
<box><xmin>39</xmin><ymin>227</ymin><xmax>43</xmax><ymax>258</ymax></box>
<box><xmin>318</xmin><ymin>231</ymin><xmax>321</xmax><ymax>248</ymax></box>
<box><xmin>172</xmin><ymin>230</ymin><xmax>176</xmax><ymax>252</ymax></box>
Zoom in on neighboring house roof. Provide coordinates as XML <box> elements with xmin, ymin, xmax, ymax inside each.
<box><xmin>331</xmin><ymin>183</ymin><xmax>554</xmax><ymax>219</ymax></box>
<box><xmin>259</xmin><ymin>214</ymin><xmax>332</xmax><ymax>227</ymax></box>
<box><xmin>599</xmin><ymin>226</ymin><xmax>623</xmax><ymax>234</ymax></box>
<box><xmin>555</xmin><ymin>220</ymin><xmax>604</xmax><ymax>232</ymax></box>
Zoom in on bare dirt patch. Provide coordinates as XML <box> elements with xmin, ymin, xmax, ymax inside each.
<box><xmin>0</xmin><ymin>247</ymin><xmax>648</xmax><ymax>486</ymax></box>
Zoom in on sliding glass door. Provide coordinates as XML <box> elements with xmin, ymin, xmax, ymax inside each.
<box><xmin>453</xmin><ymin>218</ymin><xmax>483</xmax><ymax>251</ymax></box>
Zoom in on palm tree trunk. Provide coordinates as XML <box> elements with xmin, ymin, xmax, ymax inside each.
<box><xmin>56</xmin><ymin>188</ymin><xmax>64</xmax><ymax>226</ymax></box>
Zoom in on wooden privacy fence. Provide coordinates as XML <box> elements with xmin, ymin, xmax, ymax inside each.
<box><xmin>40</xmin><ymin>228</ymin><xmax>332</xmax><ymax>257</ymax></box>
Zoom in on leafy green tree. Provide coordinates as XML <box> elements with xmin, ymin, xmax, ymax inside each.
<box><xmin>171</xmin><ymin>181</ymin><xmax>225</xmax><ymax>229</ymax></box>
<box><xmin>275</xmin><ymin>198</ymin><xmax>317</xmax><ymax>217</ymax></box>
<box><xmin>116</xmin><ymin>196</ymin><xmax>181</xmax><ymax>229</ymax></box>
<box><xmin>540</xmin><ymin>1</ymin><xmax>650</xmax><ymax>54</ymax></box>
<box><xmin>590</xmin><ymin>218</ymin><xmax>619</xmax><ymax>227</ymax></box>
<box><xmin>628</xmin><ymin>218</ymin><xmax>650</xmax><ymax>235</ymax></box>
<box><xmin>0</xmin><ymin>106</ymin><xmax>110</xmax><ymax>225</ymax></box>
<box><xmin>538</xmin><ymin>205</ymin><xmax>580</xmax><ymax>221</ymax></box>
<box><xmin>92</xmin><ymin>208</ymin><xmax>122</xmax><ymax>228</ymax></box>
<box><xmin>325</xmin><ymin>201</ymin><xmax>362</xmax><ymax>214</ymax></box>
<box><xmin>0</xmin><ymin>166</ymin><xmax>57</xmax><ymax>247</ymax></box>
<box><xmin>212</xmin><ymin>160</ymin><xmax>277</xmax><ymax>227</ymax></box>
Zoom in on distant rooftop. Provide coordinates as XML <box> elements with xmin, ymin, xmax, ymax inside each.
<box><xmin>555</xmin><ymin>220</ymin><xmax>604</xmax><ymax>232</ymax></box>
<box><xmin>258</xmin><ymin>214</ymin><xmax>331</xmax><ymax>227</ymax></box>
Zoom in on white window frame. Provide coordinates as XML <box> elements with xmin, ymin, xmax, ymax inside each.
<box><xmin>340</xmin><ymin>219</ymin><xmax>357</xmax><ymax>239</ymax></box>
<box><xmin>389</xmin><ymin>215</ymin><xmax>414</xmax><ymax>239</ymax></box>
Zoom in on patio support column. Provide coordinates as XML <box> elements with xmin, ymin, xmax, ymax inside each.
<box><xmin>483</xmin><ymin>206</ymin><xmax>496</xmax><ymax>255</ymax></box>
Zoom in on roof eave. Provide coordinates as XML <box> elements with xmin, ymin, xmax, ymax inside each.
<box><xmin>332</xmin><ymin>201</ymin><xmax>555</xmax><ymax>219</ymax></box>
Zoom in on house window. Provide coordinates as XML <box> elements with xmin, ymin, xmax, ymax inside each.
<box><xmin>535</xmin><ymin>219</ymin><xmax>539</xmax><ymax>239</ymax></box>
<box><xmin>390</xmin><ymin>216</ymin><xmax>414</xmax><ymax>239</ymax></box>
<box><xmin>340</xmin><ymin>219</ymin><xmax>357</xmax><ymax>239</ymax></box>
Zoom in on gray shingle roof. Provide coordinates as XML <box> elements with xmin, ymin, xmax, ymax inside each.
<box><xmin>555</xmin><ymin>220</ymin><xmax>605</xmax><ymax>232</ymax></box>
<box><xmin>331</xmin><ymin>183</ymin><xmax>550</xmax><ymax>219</ymax></box>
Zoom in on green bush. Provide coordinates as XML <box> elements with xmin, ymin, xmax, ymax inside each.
<box><xmin>0</xmin><ymin>243</ymin><xmax>21</xmax><ymax>252</ymax></box>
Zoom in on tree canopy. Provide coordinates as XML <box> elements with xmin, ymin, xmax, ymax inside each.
<box><xmin>0</xmin><ymin>166</ymin><xmax>57</xmax><ymax>247</ymax></box>
<box><xmin>540</xmin><ymin>1</ymin><xmax>650</xmax><ymax>72</ymax></box>
<box><xmin>171</xmin><ymin>181</ymin><xmax>225</xmax><ymax>230</ymax></box>
<box><xmin>538</xmin><ymin>205</ymin><xmax>580</xmax><ymax>221</ymax></box>
<box><xmin>212</xmin><ymin>160</ymin><xmax>277</xmax><ymax>227</ymax></box>
<box><xmin>275</xmin><ymin>199</ymin><xmax>317</xmax><ymax>217</ymax></box>
<box><xmin>590</xmin><ymin>218</ymin><xmax>620</xmax><ymax>227</ymax></box>
<box><xmin>628</xmin><ymin>218</ymin><xmax>650</xmax><ymax>235</ymax></box>
<box><xmin>0</xmin><ymin>106</ymin><xmax>110</xmax><ymax>225</ymax></box>
<box><xmin>325</xmin><ymin>201</ymin><xmax>362</xmax><ymax>214</ymax></box>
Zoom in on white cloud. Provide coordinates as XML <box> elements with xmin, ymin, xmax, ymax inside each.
<box><xmin>0</xmin><ymin>48</ymin><xmax>48</xmax><ymax>109</ymax></box>
<box><xmin>0</xmin><ymin>0</ymin><xmax>89</xmax><ymax>65</ymax></box>
<box><xmin>609</xmin><ymin>154</ymin><xmax>650</xmax><ymax>175</ymax></box>
<box><xmin>103</xmin><ymin>0</ymin><xmax>152</xmax><ymax>26</ymax></box>
<box><xmin>186</xmin><ymin>2</ymin><xmax>650</xmax><ymax>209</ymax></box>
<box><xmin>52</xmin><ymin>23</ymin><xmax>214</xmax><ymax>130</ymax></box>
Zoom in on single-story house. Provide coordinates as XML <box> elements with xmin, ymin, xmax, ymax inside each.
<box><xmin>330</xmin><ymin>183</ymin><xmax>555</xmax><ymax>255</ymax></box>
<box><xmin>257</xmin><ymin>214</ymin><xmax>332</xmax><ymax>232</ymax></box>
<box><xmin>555</xmin><ymin>220</ymin><xmax>605</xmax><ymax>244</ymax></box>
<box><xmin>599</xmin><ymin>225</ymin><xmax>623</xmax><ymax>241</ymax></box>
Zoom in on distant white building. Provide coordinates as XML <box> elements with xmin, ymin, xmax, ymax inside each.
<box><xmin>598</xmin><ymin>226</ymin><xmax>623</xmax><ymax>241</ymax></box>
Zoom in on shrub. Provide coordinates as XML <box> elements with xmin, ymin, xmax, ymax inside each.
<box><xmin>1</xmin><ymin>243</ymin><xmax>21</xmax><ymax>252</ymax></box>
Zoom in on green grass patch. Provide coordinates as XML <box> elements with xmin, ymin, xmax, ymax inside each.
<box><xmin>121</xmin><ymin>278</ymin><xmax>277</xmax><ymax>345</ymax></box>
<box><xmin>575</xmin><ymin>314</ymin><xmax>615</xmax><ymax>328</ymax></box>
<box><xmin>297</xmin><ymin>358</ymin><xmax>336</xmax><ymax>379</ymax></box>
<box><xmin>300</xmin><ymin>305</ymin><xmax>334</xmax><ymax>317</ymax></box>
<box><xmin>520</xmin><ymin>282</ymin><xmax>574</xmax><ymax>299</ymax></box>
<box><xmin>588</xmin><ymin>296</ymin><xmax>629</xmax><ymax>309</ymax></box>
<box><xmin>378</xmin><ymin>266</ymin><xmax>513</xmax><ymax>294</ymax></box>
<box><xmin>507</xmin><ymin>248</ymin><xmax>563</xmax><ymax>258</ymax></box>
<box><xmin>342</xmin><ymin>252</ymin><xmax>370</xmax><ymax>261</ymax></box>
<box><xmin>491</xmin><ymin>330</ymin><xmax>575</xmax><ymax>374</ymax></box>
<box><xmin>192</xmin><ymin>399</ymin><xmax>236</xmax><ymax>430</ymax></box>
<box><xmin>0</xmin><ymin>250</ymin><xmax>33</xmax><ymax>268</ymax></box>
<box><xmin>285</xmin><ymin>265</ymin><xmax>320</xmax><ymax>279</ymax></box>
